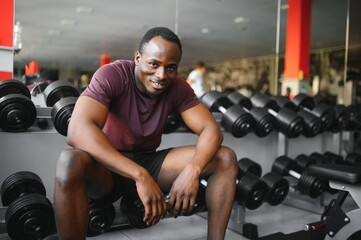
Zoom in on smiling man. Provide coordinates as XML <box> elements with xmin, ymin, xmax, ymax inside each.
<box><xmin>54</xmin><ymin>27</ymin><xmax>238</xmax><ymax>240</ymax></box>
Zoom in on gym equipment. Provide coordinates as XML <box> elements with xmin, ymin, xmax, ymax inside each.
<box><xmin>250</xmin><ymin>93</ymin><xmax>304</xmax><ymax>138</ymax></box>
<box><xmin>43</xmin><ymin>81</ymin><xmax>80</xmax><ymax>107</ymax></box>
<box><xmin>306</xmin><ymin>163</ymin><xmax>361</xmax><ymax>240</ymax></box>
<box><xmin>272</xmin><ymin>95</ymin><xmax>324</xmax><ymax>137</ymax></box>
<box><xmin>0</xmin><ymin>80</ymin><xmax>37</xmax><ymax>132</ymax></box>
<box><xmin>345</xmin><ymin>105</ymin><xmax>361</xmax><ymax>131</ymax></box>
<box><xmin>87</xmin><ymin>201</ymin><xmax>116</xmax><ymax>237</ymax></box>
<box><xmin>236</xmin><ymin>159</ymin><xmax>268</xmax><ymax>209</ymax></box>
<box><xmin>345</xmin><ymin>152</ymin><xmax>361</xmax><ymax>165</ymax></box>
<box><xmin>1</xmin><ymin>171</ymin><xmax>55</xmax><ymax>240</ymax></box>
<box><xmin>43</xmin><ymin>81</ymin><xmax>80</xmax><ymax>136</ymax></box>
<box><xmin>120</xmin><ymin>184</ymin><xmax>206</xmax><ymax>229</ymax></box>
<box><xmin>200</xmin><ymin>91</ymin><xmax>255</xmax><ymax>138</ymax></box>
<box><xmin>272</xmin><ymin>156</ymin><xmax>328</xmax><ymax>198</ymax></box>
<box><xmin>291</xmin><ymin>93</ymin><xmax>336</xmax><ymax>131</ymax></box>
<box><xmin>163</xmin><ymin>111</ymin><xmax>183</xmax><ymax>134</ymax></box>
<box><xmin>237</xmin><ymin>158</ymin><xmax>289</xmax><ymax>206</ymax></box>
<box><xmin>227</xmin><ymin>91</ymin><xmax>276</xmax><ymax>137</ymax></box>
<box><xmin>51</xmin><ymin>97</ymin><xmax>77</xmax><ymax>136</ymax></box>
<box><xmin>310</xmin><ymin>94</ymin><xmax>351</xmax><ymax>132</ymax></box>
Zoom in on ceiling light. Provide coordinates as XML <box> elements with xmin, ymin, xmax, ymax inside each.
<box><xmin>234</xmin><ymin>17</ymin><xmax>245</xmax><ymax>24</ymax></box>
<box><xmin>60</xmin><ymin>19</ymin><xmax>76</xmax><ymax>26</ymax></box>
<box><xmin>76</xmin><ymin>6</ymin><xmax>93</xmax><ymax>13</ymax></box>
<box><xmin>48</xmin><ymin>30</ymin><xmax>61</xmax><ymax>36</ymax></box>
<box><xmin>201</xmin><ymin>28</ymin><xmax>210</xmax><ymax>34</ymax></box>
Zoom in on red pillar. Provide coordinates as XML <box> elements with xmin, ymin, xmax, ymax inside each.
<box><xmin>282</xmin><ymin>0</ymin><xmax>312</xmax><ymax>98</ymax></box>
<box><xmin>100</xmin><ymin>55</ymin><xmax>112</xmax><ymax>67</ymax></box>
<box><xmin>0</xmin><ymin>0</ymin><xmax>14</xmax><ymax>80</ymax></box>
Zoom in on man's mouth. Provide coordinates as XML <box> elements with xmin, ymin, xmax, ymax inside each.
<box><xmin>150</xmin><ymin>79</ymin><xmax>167</xmax><ymax>89</ymax></box>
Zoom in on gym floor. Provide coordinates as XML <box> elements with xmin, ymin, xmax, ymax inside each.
<box><xmin>0</xmin><ymin>202</ymin><xmax>322</xmax><ymax>240</ymax></box>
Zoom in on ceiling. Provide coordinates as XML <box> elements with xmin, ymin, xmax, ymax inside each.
<box><xmin>12</xmin><ymin>0</ymin><xmax>360</xmax><ymax>72</ymax></box>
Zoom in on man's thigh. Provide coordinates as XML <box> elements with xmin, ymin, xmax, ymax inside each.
<box><xmin>157</xmin><ymin>145</ymin><xmax>200</xmax><ymax>191</ymax></box>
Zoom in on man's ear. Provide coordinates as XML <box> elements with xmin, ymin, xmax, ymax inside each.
<box><xmin>134</xmin><ymin>51</ymin><xmax>141</xmax><ymax>65</ymax></box>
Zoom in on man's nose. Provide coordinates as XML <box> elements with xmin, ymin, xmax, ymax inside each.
<box><xmin>155</xmin><ymin>67</ymin><xmax>167</xmax><ymax>80</ymax></box>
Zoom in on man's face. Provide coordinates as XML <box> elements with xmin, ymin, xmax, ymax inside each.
<box><xmin>134</xmin><ymin>36</ymin><xmax>181</xmax><ymax>98</ymax></box>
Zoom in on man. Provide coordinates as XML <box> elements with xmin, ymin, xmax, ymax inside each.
<box><xmin>54</xmin><ymin>27</ymin><xmax>238</xmax><ymax>240</ymax></box>
<box><xmin>186</xmin><ymin>61</ymin><xmax>207</xmax><ymax>98</ymax></box>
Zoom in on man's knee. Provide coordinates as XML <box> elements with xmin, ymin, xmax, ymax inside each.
<box><xmin>55</xmin><ymin>149</ymin><xmax>90</xmax><ymax>188</ymax></box>
<box><xmin>216</xmin><ymin>146</ymin><xmax>238</xmax><ymax>176</ymax></box>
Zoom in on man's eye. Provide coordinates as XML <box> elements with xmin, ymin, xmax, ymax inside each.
<box><xmin>150</xmin><ymin>63</ymin><xmax>158</xmax><ymax>67</ymax></box>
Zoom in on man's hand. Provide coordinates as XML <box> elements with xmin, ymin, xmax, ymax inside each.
<box><xmin>167</xmin><ymin>164</ymin><xmax>200</xmax><ymax>217</ymax></box>
<box><xmin>135</xmin><ymin>173</ymin><xmax>167</xmax><ymax>226</ymax></box>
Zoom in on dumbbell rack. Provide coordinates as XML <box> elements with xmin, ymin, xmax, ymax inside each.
<box><xmin>0</xmin><ymin>112</ymin><xmax>349</xmax><ymax>238</ymax></box>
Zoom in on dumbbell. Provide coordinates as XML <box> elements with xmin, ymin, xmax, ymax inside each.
<box><xmin>250</xmin><ymin>93</ymin><xmax>305</xmax><ymax>138</ymax></box>
<box><xmin>0</xmin><ymin>79</ymin><xmax>37</xmax><ymax>132</ymax></box>
<box><xmin>1</xmin><ymin>171</ymin><xmax>55</xmax><ymax>240</ymax></box>
<box><xmin>295</xmin><ymin>153</ymin><xmax>340</xmax><ymax>194</ymax></box>
<box><xmin>227</xmin><ymin>91</ymin><xmax>276</xmax><ymax>137</ymax></box>
<box><xmin>235</xmin><ymin>158</ymin><xmax>268</xmax><ymax>209</ymax></box>
<box><xmin>345</xmin><ymin>152</ymin><xmax>361</xmax><ymax>165</ymax></box>
<box><xmin>237</xmin><ymin>158</ymin><xmax>289</xmax><ymax>206</ymax></box>
<box><xmin>291</xmin><ymin>93</ymin><xmax>336</xmax><ymax>131</ymax></box>
<box><xmin>43</xmin><ymin>81</ymin><xmax>80</xmax><ymax>136</ymax></box>
<box><xmin>120</xmin><ymin>183</ymin><xmax>207</xmax><ymax>229</ymax></box>
<box><xmin>87</xmin><ymin>200</ymin><xmax>116</xmax><ymax>237</ymax></box>
<box><xmin>310</xmin><ymin>94</ymin><xmax>351</xmax><ymax>132</ymax></box>
<box><xmin>272</xmin><ymin>156</ymin><xmax>328</xmax><ymax>198</ymax></box>
<box><xmin>345</xmin><ymin>105</ymin><xmax>361</xmax><ymax>131</ymax></box>
<box><xmin>272</xmin><ymin>95</ymin><xmax>324</xmax><ymax>137</ymax></box>
<box><xmin>200</xmin><ymin>91</ymin><xmax>255</xmax><ymax>137</ymax></box>
<box><xmin>163</xmin><ymin>111</ymin><xmax>183</xmax><ymax>134</ymax></box>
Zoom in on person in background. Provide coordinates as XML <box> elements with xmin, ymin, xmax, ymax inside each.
<box><xmin>186</xmin><ymin>61</ymin><xmax>207</xmax><ymax>98</ymax></box>
<box><xmin>54</xmin><ymin>27</ymin><xmax>238</xmax><ymax>240</ymax></box>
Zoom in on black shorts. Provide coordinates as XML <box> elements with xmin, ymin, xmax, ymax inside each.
<box><xmin>92</xmin><ymin>148</ymin><xmax>172</xmax><ymax>204</ymax></box>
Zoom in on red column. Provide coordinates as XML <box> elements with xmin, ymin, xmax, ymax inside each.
<box><xmin>100</xmin><ymin>55</ymin><xmax>112</xmax><ymax>67</ymax></box>
<box><xmin>282</xmin><ymin>0</ymin><xmax>312</xmax><ymax>97</ymax></box>
<box><xmin>25</xmin><ymin>61</ymin><xmax>40</xmax><ymax>75</ymax></box>
<box><xmin>0</xmin><ymin>0</ymin><xmax>14</xmax><ymax>80</ymax></box>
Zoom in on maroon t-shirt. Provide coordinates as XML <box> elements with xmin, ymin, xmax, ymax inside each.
<box><xmin>82</xmin><ymin>60</ymin><xmax>200</xmax><ymax>152</ymax></box>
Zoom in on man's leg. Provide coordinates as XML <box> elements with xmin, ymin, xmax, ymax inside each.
<box><xmin>157</xmin><ymin>146</ymin><xmax>238</xmax><ymax>240</ymax></box>
<box><xmin>54</xmin><ymin>149</ymin><xmax>114</xmax><ymax>240</ymax></box>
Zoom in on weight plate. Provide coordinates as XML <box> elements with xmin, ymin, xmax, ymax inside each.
<box><xmin>0</xmin><ymin>94</ymin><xmax>37</xmax><ymax>132</ymax></box>
<box><xmin>1</xmin><ymin>171</ymin><xmax>46</xmax><ymax>206</ymax></box>
<box><xmin>0</xmin><ymin>79</ymin><xmax>31</xmax><ymax>99</ymax></box>
<box><xmin>6</xmin><ymin>194</ymin><xmax>55</xmax><ymax>240</ymax></box>
<box><xmin>43</xmin><ymin>81</ymin><xmax>79</xmax><ymax>107</ymax></box>
<box><xmin>87</xmin><ymin>202</ymin><xmax>116</xmax><ymax>237</ymax></box>
<box><xmin>51</xmin><ymin>97</ymin><xmax>77</xmax><ymax>136</ymax></box>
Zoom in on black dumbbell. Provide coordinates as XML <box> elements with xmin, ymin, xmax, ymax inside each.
<box><xmin>292</xmin><ymin>93</ymin><xmax>336</xmax><ymax>131</ymax></box>
<box><xmin>250</xmin><ymin>93</ymin><xmax>305</xmax><ymax>138</ymax></box>
<box><xmin>236</xmin><ymin>158</ymin><xmax>268</xmax><ymax>209</ymax></box>
<box><xmin>87</xmin><ymin>201</ymin><xmax>116</xmax><ymax>237</ymax></box>
<box><xmin>272</xmin><ymin>95</ymin><xmax>324</xmax><ymax>137</ymax></box>
<box><xmin>163</xmin><ymin>111</ymin><xmax>183</xmax><ymax>134</ymax></box>
<box><xmin>237</xmin><ymin>158</ymin><xmax>289</xmax><ymax>206</ymax></box>
<box><xmin>272</xmin><ymin>156</ymin><xmax>328</xmax><ymax>198</ymax></box>
<box><xmin>0</xmin><ymin>79</ymin><xmax>37</xmax><ymax>132</ymax></box>
<box><xmin>200</xmin><ymin>91</ymin><xmax>255</xmax><ymax>137</ymax></box>
<box><xmin>345</xmin><ymin>105</ymin><xmax>361</xmax><ymax>131</ymax></box>
<box><xmin>1</xmin><ymin>171</ymin><xmax>55</xmax><ymax>240</ymax></box>
<box><xmin>310</xmin><ymin>94</ymin><xmax>351</xmax><ymax>132</ymax></box>
<box><xmin>345</xmin><ymin>152</ymin><xmax>361</xmax><ymax>165</ymax></box>
<box><xmin>120</xmin><ymin>183</ymin><xmax>207</xmax><ymax>229</ymax></box>
<box><xmin>43</xmin><ymin>81</ymin><xmax>80</xmax><ymax>136</ymax></box>
<box><xmin>295</xmin><ymin>153</ymin><xmax>340</xmax><ymax>195</ymax></box>
<box><xmin>227</xmin><ymin>91</ymin><xmax>276</xmax><ymax>137</ymax></box>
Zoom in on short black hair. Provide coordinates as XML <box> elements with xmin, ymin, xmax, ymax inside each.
<box><xmin>139</xmin><ymin>27</ymin><xmax>182</xmax><ymax>55</ymax></box>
